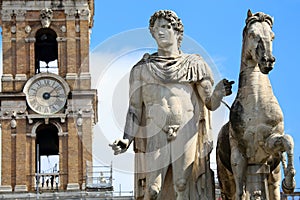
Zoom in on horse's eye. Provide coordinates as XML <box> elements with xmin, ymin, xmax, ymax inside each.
<box><xmin>249</xmin><ymin>32</ymin><xmax>257</xmax><ymax>39</ymax></box>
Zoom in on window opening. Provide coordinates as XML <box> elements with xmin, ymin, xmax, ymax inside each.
<box><xmin>35</xmin><ymin>28</ymin><xmax>58</xmax><ymax>74</ymax></box>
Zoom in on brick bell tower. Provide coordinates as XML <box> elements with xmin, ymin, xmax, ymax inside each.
<box><xmin>0</xmin><ymin>0</ymin><xmax>97</xmax><ymax>192</ymax></box>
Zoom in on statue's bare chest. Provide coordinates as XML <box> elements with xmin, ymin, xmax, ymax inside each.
<box><xmin>139</xmin><ymin>67</ymin><xmax>197</xmax><ymax>124</ymax></box>
<box><xmin>140</xmin><ymin>67</ymin><xmax>195</xmax><ymax>106</ymax></box>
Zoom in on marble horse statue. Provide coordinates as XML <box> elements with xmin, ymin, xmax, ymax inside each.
<box><xmin>216</xmin><ymin>10</ymin><xmax>296</xmax><ymax>200</ymax></box>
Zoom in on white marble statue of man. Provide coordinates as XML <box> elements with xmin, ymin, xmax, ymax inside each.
<box><xmin>110</xmin><ymin>10</ymin><xmax>234</xmax><ymax>200</ymax></box>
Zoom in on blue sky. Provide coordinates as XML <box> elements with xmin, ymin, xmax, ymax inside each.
<box><xmin>90</xmin><ymin>0</ymin><xmax>300</xmax><ymax>193</ymax></box>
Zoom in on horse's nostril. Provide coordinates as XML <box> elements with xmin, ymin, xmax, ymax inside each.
<box><xmin>261</xmin><ymin>56</ymin><xmax>267</xmax><ymax>62</ymax></box>
<box><xmin>262</xmin><ymin>56</ymin><xmax>275</xmax><ymax>63</ymax></box>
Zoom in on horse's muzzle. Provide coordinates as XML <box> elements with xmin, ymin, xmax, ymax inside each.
<box><xmin>262</xmin><ymin>55</ymin><xmax>276</xmax><ymax>63</ymax></box>
<box><xmin>260</xmin><ymin>56</ymin><xmax>275</xmax><ymax>74</ymax></box>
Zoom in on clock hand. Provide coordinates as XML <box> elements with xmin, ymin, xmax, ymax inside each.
<box><xmin>49</xmin><ymin>87</ymin><xmax>58</xmax><ymax>94</ymax></box>
<box><xmin>49</xmin><ymin>94</ymin><xmax>66</xmax><ymax>98</ymax></box>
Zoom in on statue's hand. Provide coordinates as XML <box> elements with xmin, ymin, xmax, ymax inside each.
<box><xmin>109</xmin><ymin>139</ymin><xmax>129</xmax><ymax>155</ymax></box>
<box><xmin>215</xmin><ymin>78</ymin><xmax>235</xmax><ymax>97</ymax></box>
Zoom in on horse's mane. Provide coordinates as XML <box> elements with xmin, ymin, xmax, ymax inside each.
<box><xmin>242</xmin><ymin>12</ymin><xmax>274</xmax><ymax>38</ymax></box>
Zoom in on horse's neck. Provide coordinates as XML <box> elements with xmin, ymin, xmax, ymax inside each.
<box><xmin>237</xmin><ymin>60</ymin><xmax>273</xmax><ymax>99</ymax></box>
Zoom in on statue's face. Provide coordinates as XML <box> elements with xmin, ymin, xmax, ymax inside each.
<box><xmin>41</xmin><ymin>15</ymin><xmax>51</xmax><ymax>28</ymax></box>
<box><xmin>152</xmin><ymin>18</ymin><xmax>179</xmax><ymax>49</ymax></box>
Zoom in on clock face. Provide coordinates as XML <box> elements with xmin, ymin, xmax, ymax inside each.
<box><xmin>25</xmin><ymin>76</ymin><xmax>69</xmax><ymax>115</ymax></box>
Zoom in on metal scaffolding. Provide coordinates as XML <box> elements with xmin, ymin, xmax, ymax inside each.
<box><xmin>86</xmin><ymin>162</ymin><xmax>113</xmax><ymax>192</ymax></box>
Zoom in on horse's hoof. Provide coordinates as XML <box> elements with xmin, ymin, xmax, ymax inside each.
<box><xmin>282</xmin><ymin>178</ymin><xmax>296</xmax><ymax>194</ymax></box>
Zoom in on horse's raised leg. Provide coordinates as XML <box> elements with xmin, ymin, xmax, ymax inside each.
<box><xmin>230</xmin><ymin>137</ymin><xmax>247</xmax><ymax>200</ymax></box>
<box><xmin>266</xmin><ymin>134</ymin><xmax>296</xmax><ymax>194</ymax></box>
<box><xmin>281</xmin><ymin>134</ymin><xmax>296</xmax><ymax>194</ymax></box>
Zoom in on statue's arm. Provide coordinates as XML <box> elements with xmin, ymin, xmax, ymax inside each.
<box><xmin>123</xmin><ymin>98</ymin><xmax>143</xmax><ymax>146</ymax></box>
<box><xmin>124</xmin><ymin>66</ymin><xmax>143</xmax><ymax>142</ymax></box>
<box><xmin>110</xmin><ymin>66</ymin><xmax>143</xmax><ymax>155</ymax></box>
<box><xmin>196</xmin><ymin>78</ymin><xmax>234</xmax><ymax>111</ymax></box>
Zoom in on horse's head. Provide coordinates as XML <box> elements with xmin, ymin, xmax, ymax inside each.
<box><xmin>243</xmin><ymin>10</ymin><xmax>275</xmax><ymax>74</ymax></box>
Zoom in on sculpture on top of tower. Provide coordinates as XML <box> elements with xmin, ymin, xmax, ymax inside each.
<box><xmin>40</xmin><ymin>8</ymin><xmax>53</xmax><ymax>28</ymax></box>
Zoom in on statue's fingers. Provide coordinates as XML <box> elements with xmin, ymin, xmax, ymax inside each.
<box><xmin>112</xmin><ymin>145</ymin><xmax>121</xmax><ymax>151</ymax></box>
<box><xmin>108</xmin><ymin>143</ymin><xmax>114</xmax><ymax>147</ymax></box>
<box><xmin>110</xmin><ymin>140</ymin><xmax>121</xmax><ymax>148</ymax></box>
<box><xmin>224</xmin><ymin>85</ymin><xmax>232</xmax><ymax>92</ymax></box>
<box><xmin>228</xmin><ymin>80</ymin><xmax>235</xmax><ymax>85</ymax></box>
<box><xmin>222</xmin><ymin>79</ymin><xmax>228</xmax><ymax>84</ymax></box>
<box><xmin>108</xmin><ymin>143</ymin><xmax>116</xmax><ymax>150</ymax></box>
<box><xmin>225</xmin><ymin>83</ymin><xmax>232</xmax><ymax>88</ymax></box>
<box><xmin>109</xmin><ymin>142</ymin><xmax>117</xmax><ymax>147</ymax></box>
<box><xmin>224</xmin><ymin>79</ymin><xmax>234</xmax><ymax>86</ymax></box>
<box><xmin>113</xmin><ymin>147</ymin><xmax>122</xmax><ymax>155</ymax></box>
<box><xmin>226</xmin><ymin>91</ymin><xmax>232</xmax><ymax>95</ymax></box>
<box><xmin>225</xmin><ymin>86</ymin><xmax>232</xmax><ymax>91</ymax></box>
<box><xmin>110</xmin><ymin>143</ymin><xmax>121</xmax><ymax>151</ymax></box>
<box><xmin>225</xmin><ymin>88</ymin><xmax>232</xmax><ymax>95</ymax></box>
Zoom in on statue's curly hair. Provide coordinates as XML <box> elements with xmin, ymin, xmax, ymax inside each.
<box><xmin>149</xmin><ymin>10</ymin><xmax>184</xmax><ymax>48</ymax></box>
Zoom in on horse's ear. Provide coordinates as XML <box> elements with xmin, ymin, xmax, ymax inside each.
<box><xmin>247</xmin><ymin>9</ymin><xmax>253</xmax><ymax>18</ymax></box>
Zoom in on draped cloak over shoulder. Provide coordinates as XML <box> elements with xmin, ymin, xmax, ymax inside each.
<box><xmin>140</xmin><ymin>52</ymin><xmax>214</xmax><ymax>84</ymax></box>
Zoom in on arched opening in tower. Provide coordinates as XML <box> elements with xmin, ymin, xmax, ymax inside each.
<box><xmin>35</xmin><ymin>28</ymin><xmax>58</xmax><ymax>74</ymax></box>
<box><xmin>36</xmin><ymin>123</ymin><xmax>59</xmax><ymax>175</ymax></box>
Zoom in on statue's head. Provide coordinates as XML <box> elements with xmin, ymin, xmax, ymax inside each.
<box><xmin>149</xmin><ymin>10</ymin><xmax>184</xmax><ymax>48</ymax></box>
<box><xmin>40</xmin><ymin>8</ymin><xmax>53</xmax><ymax>28</ymax></box>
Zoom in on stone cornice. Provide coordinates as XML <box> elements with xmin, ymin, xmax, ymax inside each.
<box><xmin>0</xmin><ymin>0</ymin><xmax>94</xmax><ymax>26</ymax></box>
